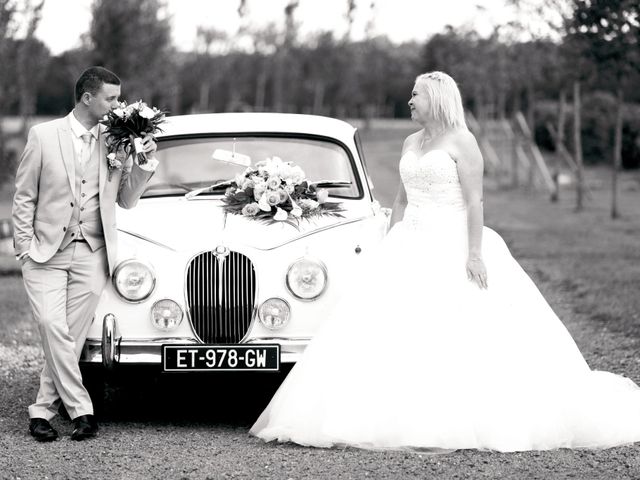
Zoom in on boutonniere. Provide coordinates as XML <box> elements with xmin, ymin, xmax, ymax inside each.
<box><xmin>106</xmin><ymin>150</ymin><xmax>124</xmax><ymax>181</ymax></box>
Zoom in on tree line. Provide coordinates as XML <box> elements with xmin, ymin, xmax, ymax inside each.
<box><xmin>1</xmin><ymin>0</ymin><xmax>639</xmax><ymax>192</ymax></box>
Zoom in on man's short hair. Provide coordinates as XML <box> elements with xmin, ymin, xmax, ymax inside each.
<box><xmin>75</xmin><ymin>66</ymin><xmax>121</xmax><ymax>103</ymax></box>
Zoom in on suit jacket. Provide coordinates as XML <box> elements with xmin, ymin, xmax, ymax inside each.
<box><xmin>12</xmin><ymin>115</ymin><xmax>153</xmax><ymax>275</ymax></box>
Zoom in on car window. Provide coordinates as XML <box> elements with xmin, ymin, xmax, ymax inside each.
<box><xmin>144</xmin><ymin>136</ymin><xmax>361</xmax><ymax>199</ymax></box>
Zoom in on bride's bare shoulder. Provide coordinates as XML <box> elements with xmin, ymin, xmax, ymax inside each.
<box><xmin>402</xmin><ymin>131</ymin><xmax>423</xmax><ymax>154</ymax></box>
<box><xmin>448</xmin><ymin>128</ymin><xmax>477</xmax><ymax>146</ymax></box>
<box><xmin>448</xmin><ymin>128</ymin><xmax>481</xmax><ymax>162</ymax></box>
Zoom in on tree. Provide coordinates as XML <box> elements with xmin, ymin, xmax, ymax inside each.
<box><xmin>16</xmin><ymin>0</ymin><xmax>48</xmax><ymax>136</ymax></box>
<box><xmin>272</xmin><ymin>0</ymin><xmax>299</xmax><ymax>112</ymax></box>
<box><xmin>0</xmin><ymin>0</ymin><xmax>17</xmax><ymax>184</ymax></box>
<box><xmin>0</xmin><ymin>0</ymin><xmax>49</xmax><ymax>185</ymax></box>
<box><xmin>89</xmin><ymin>0</ymin><xmax>174</xmax><ymax>104</ymax></box>
<box><xmin>568</xmin><ymin>0</ymin><xmax>640</xmax><ymax>218</ymax></box>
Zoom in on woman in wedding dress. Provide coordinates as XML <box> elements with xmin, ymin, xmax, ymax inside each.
<box><xmin>250</xmin><ymin>71</ymin><xmax>640</xmax><ymax>452</ymax></box>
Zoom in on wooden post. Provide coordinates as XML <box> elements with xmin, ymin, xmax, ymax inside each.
<box><xmin>199</xmin><ymin>82</ymin><xmax>210</xmax><ymax>112</ymax></box>
<box><xmin>550</xmin><ymin>90</ymin><xmax>567</xmax><ymax>202</ymax></box>
<box><xmin>546</xmin><ymin>122</ymin><xmax>579</xmax><ymax>173</ymax></box>
<box><xmin>573</xmin><ymin>81</ymin><xmax>584</xmax><ymax>212</ymax></box>
<box><xmin>255</xmin><ymin>71</ymin><xmax>267</xmax><ymax>112</ymax></box>
<box><xmin>611</xmin><ymin>87</ymin><xmax>623</xmax><ymax>219</ymax></box>
<box><xmin>527</xmin><ymin>147</ymin><xmax>535</xmax><ymax>190</ymax></box>
<box><xmin>511</xmin><ymin>130</ymin><xmax>519</xmax><ymax>188</ymax></box>
<box><xmin>515</xmin><ymin>111</ymin><xmax>555</xmax><ymax>194</ymax></box>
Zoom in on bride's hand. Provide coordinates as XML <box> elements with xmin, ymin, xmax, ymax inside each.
<box><xmin>466</xmin><ymin>256</ymin><xmax>488</xmax><ymax>289</ymax></box>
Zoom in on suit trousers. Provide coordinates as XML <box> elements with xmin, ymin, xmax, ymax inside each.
<box><xmin>21</xmin><ymin>241</ymin><xmax>109</xmax><ymax>420</ymax></box>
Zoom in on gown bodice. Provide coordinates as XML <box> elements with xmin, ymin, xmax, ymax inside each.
<box><xmin>399</xmin><ymin>149</ymin><xmax>466</xmax><ymax>230</ymax></box>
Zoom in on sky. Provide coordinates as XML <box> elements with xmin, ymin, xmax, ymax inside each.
<box><xmin>32</xmin><ymin>0</ymin><xmax>541</xmax><ymax>55</ymax></box>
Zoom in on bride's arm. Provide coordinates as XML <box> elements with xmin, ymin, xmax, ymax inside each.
<box><xmin>389</xmin><ymin>135</ymin><xmax>413</xmax><ymax>228</ymax></box>
<box><xmin>389</xmin><ymin>181</ymin><xmax>407</xmax><ymax>228</ymax></box>
<box><xmin>453</xmin><ymin>130</ymin><xmax>487</xmax><ymax>289</ymax></box>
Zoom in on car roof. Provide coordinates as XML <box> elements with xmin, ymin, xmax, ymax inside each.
<box><xmin>158</xmin><ymin>113</ymin><xmax>358</xmax><ymax>144</ymax></box>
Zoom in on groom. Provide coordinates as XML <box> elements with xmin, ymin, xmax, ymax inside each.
<box><xmin>12</xmin><ymin>66</ymin><xmax>158</xmax><ymax>441</ymax></box>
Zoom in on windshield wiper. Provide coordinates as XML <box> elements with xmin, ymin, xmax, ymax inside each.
<box><xmin>185</xmin><ymin>180</ymin><xmax>351</xmax><ymax>200</ymax></box>
<box><xmin>311</xmin><ymin>181</ymin><xmax>352</xmax><ymax>189</ymax></box>
<box><xmin>185</xmin><ymin>180</ymin><xmax>233</xmax><ymax>200</ymax></box>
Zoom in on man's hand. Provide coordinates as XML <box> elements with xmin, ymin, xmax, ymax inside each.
<box><xmin>17</xmin><ymin>252</ymin><xmax>30</xmax><ymax>266</ymax></box>
<box><xmin>141</xmin><ymin>132</ymin><xmax>157</xmax><ymax>157</ymax></box>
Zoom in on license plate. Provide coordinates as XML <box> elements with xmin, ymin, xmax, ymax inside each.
<box><xmin>162</xmin><ymin>345</ymin><xmax>280</xmax><ymax>372</ymax></box>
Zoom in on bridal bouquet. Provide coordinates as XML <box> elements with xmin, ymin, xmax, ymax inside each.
<box><xmin>222</xmin><ymin>157</ymin><xmax>344</xmax><ymax>227</ymax></box>
<box><xmin>100</xmin><ymin>100</ymin><xmax>167</xmax><ymax>168</ymax></box>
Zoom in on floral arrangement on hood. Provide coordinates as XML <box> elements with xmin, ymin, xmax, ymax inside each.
<box><xmin>100</xmin><ymin>100</ymin><xmax>167</xmax><ymax>175</ymax></box>
<box><xmin>222</xmin><ymin>157</ymin><xmax>344</xmax><ymax>227</ymax></box>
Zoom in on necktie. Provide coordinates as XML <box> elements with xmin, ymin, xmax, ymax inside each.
<box><xmin>80</xmin><ymin>132</ymin><xmax>92</xmax><ymax>171</ymax></box>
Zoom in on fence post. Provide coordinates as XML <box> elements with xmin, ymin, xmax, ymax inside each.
<box><xmin>0</xmin><ymin>219</ymin><xmax>12</xmax><ymax>239</ymax></box>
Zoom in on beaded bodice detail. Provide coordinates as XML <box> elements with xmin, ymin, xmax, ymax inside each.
<box><xmin>400</xmin><ymin>149</ymin><xmax>466</xmax><ymax>211</ymax></box>
<box><xmin>399</xmin><ymin>149</ymin><xmax>466</xmax><ymax>231</ymax></box>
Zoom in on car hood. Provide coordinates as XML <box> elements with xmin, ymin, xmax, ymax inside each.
<box><xmin>117</xmin><ymin>197</ymin><xmax>371</xmax><ymax>251</ymax></box>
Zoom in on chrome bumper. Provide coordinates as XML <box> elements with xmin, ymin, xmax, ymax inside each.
<box><xmin>80</xmin><ymin>314</ymin><xmax>308</xmax><ymax>368</ymax></box>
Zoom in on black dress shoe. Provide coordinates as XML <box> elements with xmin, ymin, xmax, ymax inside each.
<box><xmin>70</xmin><ymin>414</ymin><xmax>98</xmax><ymax>441</ymax></box>
<box><xmin>29</xmin><ymin>418</ymin><xmax>59</xmax><ymax>442</ymax></box>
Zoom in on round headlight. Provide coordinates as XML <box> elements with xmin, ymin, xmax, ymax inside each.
<box><xmin>151</xmin><ymin>299</ymin><xmax>183</xmax><ymax>331</ymax></box>
<box><xmin>259</xmin><ymin>298</ymin><xmax>291</xmax><ymax>330</ymax></box>
<box><xmin>113</xmin><ymin>259</ymin><xmax>156</xmax><ymax>302</ymax></box>
<box><xmin>286</xmin><ymin>258</ymin><xmax>328</xmax><ymax>300</ymax></box>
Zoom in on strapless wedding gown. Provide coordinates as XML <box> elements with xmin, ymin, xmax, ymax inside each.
<box><xmin>250</xmin><ymin>149</ymin><xmax>640</xmax><ymax>452</ymax></box>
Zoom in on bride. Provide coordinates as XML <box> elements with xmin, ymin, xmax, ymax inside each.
<box><xmin>250</xmin><ymin>71</ymin><xmax>640</xmax><ymax>452</ymax></box>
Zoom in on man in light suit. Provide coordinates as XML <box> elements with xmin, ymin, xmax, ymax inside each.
<box><xmin>12</xmin><ymin>66</ymin><xmax>158</xmax><ymax>441</ymax></box>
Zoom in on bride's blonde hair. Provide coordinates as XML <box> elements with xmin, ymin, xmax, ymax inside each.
<box><xmin>415</xmin><ymin>71</ymin><xmax>466</xmax><ymax>129</ymax></box>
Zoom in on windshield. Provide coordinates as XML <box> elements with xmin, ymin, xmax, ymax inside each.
<box><xmin>144</xmin><ymin>136</ymin><xmax>362</xmax><ymax>199</ymax></box>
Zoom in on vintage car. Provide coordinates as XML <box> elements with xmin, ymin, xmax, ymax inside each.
<box><xmin>79</xmin><ymin>112</ymin><xmax>390</xmax><ymax>380</ymax></box>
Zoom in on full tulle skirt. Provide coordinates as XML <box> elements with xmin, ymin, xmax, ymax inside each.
<box><xmin>250</xmin><ymin>208</ymin><xmax>640</xmax><ymax>452</ymax></box>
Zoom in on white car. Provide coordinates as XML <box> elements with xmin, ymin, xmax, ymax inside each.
<box><xmin>80</xmin><ymin>113</ymin><xmax>389</xmax><ymax>377</ymax></box>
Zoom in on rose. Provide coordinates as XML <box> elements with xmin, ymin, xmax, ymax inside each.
<box><xmin>316</xmin><ymin>189</ymin><xmax>329</xmax><ymax>204</ymax></box>
<box><xmin>290</xmin><ymin>166</ymin><xmax>305</xmax><ymax>184</ymax></box>
<box><xmin>234</xmin><ymin>173</ymin><xmax>246</xmax><ymax>186</ymax></box>
<box><xmin>254</xmin><ymin>183</ymin><xmax>267</xmax><ymax>201</ymax></box>
<box><xmin>113</xmin><ymin>108</ymin><xmax>125</xmax><ymax>118</ymax></box>
<box><xmin>241</xmin><ymin>203</ymin><xmax>260</xmax><ymax>216</ymax></box>
<box><xmin>276</xmin><ymin>189</ymin><xmax>288</xmax><ymax>203</ymax></box>
<box><xmin>266</xmin><ymin>192</ymin><xmax>280</xmax><ymax>206</ymax></box>
<box><xmin>124</xmin><ymin>101</ymin><xmax>140</xmax><ymax>117</ymax></box>
<box><xmin>139</xmin><ymin>105</ymin><xmax>156</xmax><ymax>119</ymax></box>
<box><xmin>266</xmin><ymin>176</ymin><xmax>282</xmax><ymax>190</ymax></box>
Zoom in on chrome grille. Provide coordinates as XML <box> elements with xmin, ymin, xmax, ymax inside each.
<box><xmin>186</xmin><ymin>251</ymin><xmax>256</xmax><ymax>343</ymax></box>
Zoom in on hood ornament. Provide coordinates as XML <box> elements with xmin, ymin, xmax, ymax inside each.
<box><xmin>213</xmin><ymin>245</ymin><xmax>229</xmax><ymax>260</ymax></box>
